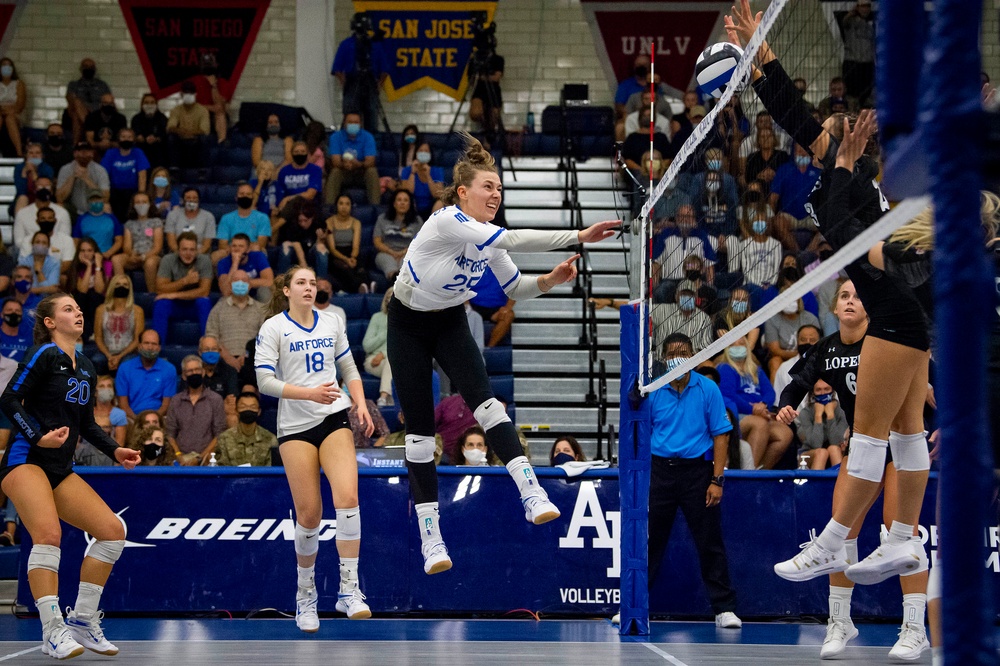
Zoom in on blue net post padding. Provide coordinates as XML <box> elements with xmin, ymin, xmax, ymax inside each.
<box><xmin>921</xmin><ymin>0</ymin><xmax>997</xmax><ymax>662</ymax></box>
<box><xmin>618</xmin><ymin>304</ymin><xmax>651</xmax><ymax>636</ymax></box>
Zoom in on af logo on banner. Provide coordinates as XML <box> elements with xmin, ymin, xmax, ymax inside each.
<box><xmin>353</xmin><ymin>0</ymin><xmax>498</xmax><ymax>102</ymax></box>
<box><xmin>118</xmin><ymin>0</ymin><xmax>271</xmax><ymax>99</ymax></box>
<box><xmin>580</xmin><ymin>0</ymin><xmax>730</xmax><ymax>94</ymax></box>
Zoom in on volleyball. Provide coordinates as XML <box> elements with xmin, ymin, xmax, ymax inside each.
<box><xmin>694</xmin><ymin>42</ymin><xmax>745</xmax><ymax>99</ymax></box>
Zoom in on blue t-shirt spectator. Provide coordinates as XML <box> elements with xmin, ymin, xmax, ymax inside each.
<box><xmin>153</xmin><ymin>189</ymin><xmax>181</xmax><ymax>213</ymax></box>
<box><xmin>217</xmin><ymin>250</ymin><xmax>270</xmax><ymax>280</ymax></box>
<box><xmin>115</xmin><ymin>355</ymin><xmax>178</xmax><ymax>414</ymax></box>
<box><xmin>770</xmin><ymin>161</ymin><xmax>822</xmax><ymax>220</ymax></box>
<box><xmin>217</xmin><ymin>209</ymin><xmax>272</xmax><ymax>242</ymax></box>
<box><xmin>615</xmin><ymin>77</ymin><xmax>647</xmax><ymax>106</ymax></box>
<box><xmin>649</xmin><ymin>371</ymin><xmax>732</xmax><ymax>459</ymax></box>
<box><xmin>331</xmin><ymin>36</ymin><xmax>390</xmax><ymax>79</ymax></box>
<box><xmin>17</xmin><ymin>255</ymin><xmax>60</xmax><ymax>289</ymax></box>
<box><xmin>101</xmin><ymin>147</ymin><xmax>150</xmax><ymax>190</ymax></box>
<box><xmin>0</xmin><ymin>322</ymin><xmax>33</xmax><ymax>360</ymax></box>
<box><xmin>470</xmin><ymin>268</ymin><xmax>508</xmax><ymax>309</ymax></box>
<box><xmin>327</xmin><ymin>128</ymin><xmax>377</xmax><ymax>162</ymax></box>
<box><xmin>250</xmin><ymin>178</ymin><xmax>280</xmax><ymax>218</ymax></box>
<box><xmin>717</xmin><ymin>363</ymin><xmax>777</xmax><ymax>417</ymax></box>
<box><xmin>13</xmin><ymin>161</ymin><xmax>54</xmax><ymax>198</ymax></box>
<box><xmin>73</xmin><ymin>212</ymin><xmax>124</xmax><ymax>253</ymax></box>
<box><xmin>276</xmin><ymin>163</ymin><xmax>323</xmax><ymax>201</ymax></box>
<box><xmin>400</xmin><ymin>164</ymin><xmax>445</xmax><ymax>214</ymax></box>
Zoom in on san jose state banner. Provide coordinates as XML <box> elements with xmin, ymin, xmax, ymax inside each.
<box><xmin>118</xmin><ymin>0</ymin><xmax>271</xmax><ymax>99</ymax></box>
<box><xmin>580</xmin><ymin>0</ymin><xmax>731</xmax><ymax>94</ymax></box>
<box><xmin>353</xmin><ymin>0</ymin><xmax>498</xmax><ymax>102</ymax></box>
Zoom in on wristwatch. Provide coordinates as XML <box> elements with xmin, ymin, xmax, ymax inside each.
<box><xmin>711</xmin><ymin>475</ymin><xmax>725</xmax><ymax>487</ymax></box>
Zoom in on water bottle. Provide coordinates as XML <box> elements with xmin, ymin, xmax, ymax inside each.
<box><xmin>526</xmin><ymin>110</ymin><xmax>535</xmax><ymax>134</ymax></box>
<box><xmin>798</xmin><ymin>456</ymin><xmax>808</xmax><ymax>471</ymax></box>
<box><xmin>208</xmin><ymin>452</ymin><xmax>218</xmax><ymax>467</ymax></box>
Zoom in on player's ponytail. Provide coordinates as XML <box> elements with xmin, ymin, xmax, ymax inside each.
<box><xmin>441</xmin><ymin>131</ymin><xmax>497</xmax><ymax>206</ymax></box>
<box><xmin>33</xmin><ymin>291</ymin><xmax>72</xmax><ymax>345</ymax></box>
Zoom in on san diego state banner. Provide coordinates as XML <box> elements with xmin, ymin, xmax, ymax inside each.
<box><xmin>353</xmin><ymin>0</ymin><xmax>498</xmax><ymax>102</ymax></box>
<box><xmin>118</xmin><ymin>0</ymin><xmax>271</xmax><ymax>99</ymax></box>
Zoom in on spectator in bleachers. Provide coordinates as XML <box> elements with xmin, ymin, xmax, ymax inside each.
<box><xmin>64</xmin><ymin>58</ymin><xmax>111</xmax><ymax>143</ymax></box>
<box><xmin>198</xmin><ymin>335</ymin><xmax>238</xmax><ymax>429</ymax></box>
<box><xmin>764</xmin><ymin>290</ymin><xmax>821</xmax><ymax>380</ymax></box>
<box><xmin>313</xmin><ymin>277</ymin><xmax>347</xmax><ymax>321</ymax></box>
<box><xmin>84</xmin><ymin>92</ymin><xmax>127</xmax><ymax>158</ymax></box>
<box><xmin>347</xmin><ymin>397</ymin><xmax>390</xmax><ymax>448</ymax></box>
<box><xmin>63</xmin><ymin>237</ymin><xmax>107</xmax><ymax>342</ymax></box>
<box><xmin>363</xmin><ymin>288</ymin><xmax>393</xmax><ymax>407</ymax></box>
<box><xmin>332</xmin><ymin>13</ymin><xmax>390</xmax><ymax>134</ymax></box>
<box><xmin>166</xmin><ymin>80</ymin><xmax>210</xmax><ymax>167</ymax></box>
<box><xmin>92</xmin><ymin>375</ymin><xmax>127</xmax><ymax>447</ymax></box>
<box><xmin>94</xmin><ymin>274</ymin><xmax>144</xmax><ymax>373</ymax></box>
<box><xmin>148</xmin><ymin>166</ymin><xmax>180</xmax><ymax>217</ymax></box>
<box><xmin>15</xmin><ymin>176</ymin><xmax>71</xmax><ymax>251</ymax></box>
<box><xmin>205</xmin><ymin>268</ymin><xmax>267</xmax><ymax>372</ymax></box>
<box><xmin>717</xmin><ymin>335</ymin><xmax>792</xmax><ymax>470</ymax></box>
<box><xmin>13</xmin><ymin>143</ymin><xmax>53</xmax><ymax>212</ymax></box>
<box><xmin>470</xmin><ymin>54</ymin><xmax>505</xmax><ymax>144</ymax></box>
<box><xmin>165</xmin><ymin>187</ymin><xmax>215</xmax><ymax>254</ymax></box>
<box><xmin>669</xmin><ymin>104</ymin><xmax>705</xmax><ymax>154</ymax></box>
<box><xmin>624</xmin><ymin>91</ymin><xmax>672</xmax><ymax>139</ymax></box>
<box><xmin>398</xmin><ymin>124</ymin><xmax>422</xmax><ymax>177</ymax></box>
<box><xmin>0</xmin><ymin>57</ymin><xmax>25</xmax><ymax>157</ymax></box>
<box><xmin>275</xmin><ymin>201</ymin><xmax>328</xmax><ymax>276</ymax></box>
<box><xmin>56</xmin><ymin>141</ymin><xmax>110</xmax><ymax>217</ymax></box>
<box><xmin>190</xmin><ymin>53</ymin><xmax>231</xmax><ymax>143</ymax></box>
<box><xmin>622</xmin><ymin>107</ymin><xmax>672</xmax><ymax>177</ymax></box>
<box><xmin>796</xmin><ymin>379</ymin><xmax>848</xmax><ymax>470</ymax></box>
<box><xmin>679</xmin><ymin>254</ymin><xmax>720</xmax><ymax>315</ymax></box>
<box><xmin>771</xmin><ymin>323</ymin><xmax>822</xmax><ymax>407</ymax></box>
<box><xmin>18</xmin><ymin>204</ymin><xmax>74</xmax><ymax>270</ymax></box>
<box><xmin>215</xmin><ymin>392</ymin><xmax>277</xmax><ymax>466</ymax></box>
<box><xmin>152</xmin><ymin>231</ymin><xmax>212</xmax><ymax>344</ymax></box>
<box><xmin>44</xmin><ymin>123</ymin><xmax>73</xmax><ymax>173</ymax></box>
<box><xmin>19</xmin><ymin>231</ymin><xmax>60</xmax><ymax>297</ymax></box>
<box><xmin>115</xmin><ymin>329</ymin><xmax>176</xmax><ymax>419</ymax></box>
<box><xmin>325</xmin><ymin>195</ymin><xmax>368</xmax><ymax>294</ymax></box>
<box><xmin>303</xmin><ymin>121</ymin><xmax>328</xmax><ymax>172</ymax></box>
<box><xmin>251</xmin><ymin>160</ymin><xmax>280</xmax><ymax>222</ymax></box>
<box><xmin>131</xmin><ymin>93</ymin><xmax>168</xmax><ymax>168</ymax></box>
<box><xmin>252</xmin><ymin>113</ymin><xmax>292</xmax><ymax>173</ymax></box>
<box><xmin>374</xmin><ymin>189</ymin><xmax>423</xmax><ymax>282</ymax></box>
<box><xmin>614</xmin><ymin>54</ymin><xmax>651</xmax><ymax>121</ymax></box>
<box><xmin>113</xmin><ymin>192</ymin><xmax>162</xmax><ymax>292</ymax></box>
<box><xmin>217</xmin><ymin>233</ymin><xmax>273</xmax><ymax>301</ymax></box>
<box><xmin>435</xmin><ymin>393</ymin><xmax>478</xmax><ymax>463</ymax></box>
<box><xmin>0</xmin><ymin>299</ymin><xmax>31</xmax><ymax>360</ymax></box>
<box><xmin>839</xmin><ymin>0</ymin><xmax>876</xmax><ymax>105</ymax></box>
<box><xmin>650</xmin><ymin>178</ymin><xmax>692</xmax><ymax>227</ymax></box>
<box><xmin>276</xmin><ymin>141</ymin><xmax>323</xmax><ymax>215</ymax></box>
<box><xmin>550</xmin><ymin>435</ymin><xmax>586</xmax><ymax>466</ymax></box>
<box><xmin>743</xmin><ymin>198</ymin><xmax>795</xmax><ymax>254</ymax></box>
<box><xmin>470</xmin><ymin>268</ymin><xmax>515</xmax><ymax>348</ymax></box>
<box><xmin>455</xmin><ymin>426</ymin><xmax>496</xmax><ymax>467</ymax></box>
<box><xmin>10</xmin><ymin>265</ymin><xmax>40</xmax><ymax>323</ymax></box>
<box><xmin>727</xmin><ymin>212</ymin><xmax>782</xmax><ymax>311</ymax></box>
<box><xmin>166</xmin><ymin>354</ymin><xmax>227</xmax><ymax>466</ymax></box>
<box><xmin>399</xmin><ymin>142</ymin><xmax>445</xmax><ymax>219</ymax></box>
<box><xmin>775</xmin><ymin>262</ymin><xmax>819</xmax><ymax>316</ymax></box>
<box><xmin>688</xmin><ymin>148</ymin><xmax>739</xmax><ymax>235</ymax></box>
<box><xmin>817</xmin><ymin>77</ymin><xmax>859</xmax><ymax>118</ymax></box>
<box><xmin>651</xmin><ymin>281</ymin><xmax>712</xmax><ymax>353</ymax></box>
<box><xmin>325</xmin><ymin>112</ymin><xmax>380</xmax><ymax>206</ymax></box>
<box><xmin>101</xmin><ymin>127</ymin><xmax>149</xmax><ymax>222</ymax></box>
<box><xmin>127</xmin><ymin>424</ymin><xmax>170</xmax><ymax>467</ymax></box>
<box><xmin>769</xmin><ymin>144</ymin><xmax>822</xmax><ymax>237</ymax></box>
<box><xmin>217</xmin><ymin>183</ymin><xmax>272</xmax><ymax>255</ymax></box>
<box><xmin>652</xmin><ymin>204</ymin><xmax>716</xmax><ymax>304</ymax></box>
<box><xmin>72</xmin><ymin>189</ymin><xmax>123</xmax><ymax>272</ymax></box>
<box><xmin>670</xmin><ymin>90</ymin><xmax>700</xmax><ymax>136</ymax></box>
<box><xmin>742</xmin><ymin>128</ymin><xmax>789</xmax><ymax>192</ymax></box>
<box><xmin>737</xmin><ymin>110</ymin><xmax>792</xmax><ymax>165</ymax></box>
<box><xmin>713</xmin><ymin>287</ymin><xmax>760</xmax><ymax>352</ymax></box>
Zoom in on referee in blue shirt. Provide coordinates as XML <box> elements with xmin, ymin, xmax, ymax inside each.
<box><xmin>649</xmin><ymin>332</ymin><xmax>741</xmax><ymax>628</ymax></box>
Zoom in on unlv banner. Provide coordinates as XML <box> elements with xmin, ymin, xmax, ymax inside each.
<box><xmin>581</xmin><ymin>0</ymin><xmax>731</xmax><ymax>95</ymax></box>
<box><xmin>118</xmin><ymin>0</ymin><xmax>270</xmax><ymax>99</ymax></box>
<box><xmin>0</xmin><ymin>1</ymin><xmax>25</xmax><ymax>54</ymax></box>
<box><xmin>352</xmin><ymin>0</ymin><xmax>498</xmax><ymax>102</ymax></box>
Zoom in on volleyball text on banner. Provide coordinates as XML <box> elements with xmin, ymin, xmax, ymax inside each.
<box><xmin>352</xmin><ymin>0</ymin><xmax>498</xmax><ymax>102</ymax></box>
<box><xmin>118</xmin><ymin>0</ymin><xmax>271</xmax><ymax>99</ymax></box>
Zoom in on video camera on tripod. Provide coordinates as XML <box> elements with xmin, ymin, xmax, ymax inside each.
<box><xmin>350</xmin><ymin>12</ymin><xmax>383</xmax><ymax>73</ymax></box>
<box><xmin>468</xmin><ymin>11</ymin><xmax>499</xmax><ymax>77</ymax></box>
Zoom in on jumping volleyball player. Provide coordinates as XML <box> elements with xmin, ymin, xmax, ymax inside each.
<box><xmin>255</xmin><ymin>266</ymin><xmax>374</xmax><ymax>631</ymax></box>
<box><xmin>387</xmin><ymin>132</ymin><xmax>619</xmax><ymax>573</ymax></box>
<box><xmin>726</xmin><ymin>0</ymin><xmax>933</xmax><ymax>588</ymax></box>
<box><xmin>0</xmin><ymin>293</ymin><xmax>141</xmax><ymax>659</ymax></box>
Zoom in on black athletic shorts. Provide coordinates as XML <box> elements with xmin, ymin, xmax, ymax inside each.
<box><xmin>848</xmin><ymin>265</ymin><xmax>930</xmax><ymax>352</ymax></box>
<box><xmin>0</xmin><ymin>462</ymin><xmax>73</xmax><ymax>490</ymax></box>
<box><xmin>277</xmin><ymin>410</ymin><xmax>351</xmax><ymax>447</ymax></box>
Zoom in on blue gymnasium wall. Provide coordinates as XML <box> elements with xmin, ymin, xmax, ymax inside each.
<box><xmin>16</xmin><ymin>468</ymin><xmax>996</xmax><ymax>619</ymax></box>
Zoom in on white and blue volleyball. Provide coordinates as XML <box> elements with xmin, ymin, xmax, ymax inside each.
<box><xmin>695</xmin><ymin>42</ymin><xmax>744</xmax><ymax>99</ymax></box>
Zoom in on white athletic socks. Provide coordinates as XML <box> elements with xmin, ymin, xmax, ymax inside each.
<box><xmin>829</xmin><ymin>586</ymin><xmax>853</xmax><ymax>620</ymax></box>
<box><xmin>902</xmin><ymin>593</ymin><xmax>927</xmax><ymax>628</ymax></box>
<box><xmin>505</xmin><ymin>456</ymin><xmax>539</xmax><ymax>498</ymax></box>
<box><xmin>817</xmin><ymin>519</ymin><xmax>851</xmax><ymax>553</ymax></box>
<box><xmin>340</xmin><ymin>557</ymin><xmax>359</xmax><ymax>594</ymax></box>
<box><xmin>36</xmin><ymin>595</ymin><xmax>61</xmax><ymax>626</ymax></box>
<box><xmin>415</xmin><ymin>502</ymin><xmax>442</xmax><ymax>543</ymax></box>
<box><xmin>297</xmin><ymin>565</ymin><xmax>315</xmax><ymax>591</ymax></box>
<box><xmin>844</xmin><ymin>538</ymin><xmax>859</xmax><ymax>565</ymax></box>
<box><xmin>888</xmin><ymin>520</ymin><xmax>915</xmax><ymax>545</ymax></box>
<box><xmin>74</xmin><ymin>582</ymin><xmax>103</xmax><ymax>619</ymax></box>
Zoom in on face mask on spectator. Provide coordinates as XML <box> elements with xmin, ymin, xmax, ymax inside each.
<box><xmin>38</xmin><ymin>221</ymin><xmax>55</xmax><ymax>235</ymax></box>
<box><xmin>102</xmin><ymin>104</ymin><xmax>116</xmax><ymax>115</ymax></box>
<box><xmin>744</xmin><ymin>191</ymin><xmax>763</xmax><ymax>204</ymax></box>
<box><xmin>153</xmin><ymin>176</ymin><xmax>169</xmax><ymax>188</ymax></box>
<box><xmin>782</xmin><ymin>301</ymin><xmax>799</xmax><ymax>315</ymax></box>
<box><xmin>119</xmin><ymin>140</ymin><xmax>134</xmax><ymax>150</ymax></box>
<box><xmin>143</xmin><ymin>442</ymin><xmax>163</xmax><ymax>460</ymax></box>
<box><xmin>113</xmin><ymin>286</ymin><xmax>129</xmax><ymax>299</ymax></box>
<box><xmin>237</xmin><ymin>196</ymin><xmax>253</xmax><ymax>209</ymax></box>
<box><xmin>706</xmin><ymin>180</ymin><xmax>720</xmax><ymax>193</ymax></box>
<box><xmin>678</xmin><ymin>295</ymin><xmax>696</xmax><ymax>311</ymax></box>
<box><xmin>346</xmin><ymin>123</ymin><xmax>360</xmax><ymax>136</ymax></box>
<box><xmin>14</xmin><ymin>279</ymin><xmax>30</xmax><ymax>294</ymax></box>
<box><xmin>97</xmin><ymin>387</ymin><xmax>115</xmax><ymax>403</ymax></box>
<box><xmin>185</xmin><ymin>373</ymin><xmax>204</xmax><ymax>389</ymax></box>
<box><xmin>707</xmin><ymin>159</ymin><xmax>722</xmax><ymax>171</ymax></box>
<box><xmin>201</xmin><ymin>351</ymin><xmax>220</xmax><ymax>365</ymax></box>
<box><xmin>2</xmin><ymin>313</ymin><xmax>20</xmax><ymax>327</ymax></box>
<box><xmin>752</xmin><ymin>220</ymin><xmax>767</xmax><ymax>235</ymax></box>
<box><xmin>28</xmin><ymin>157</ymin><xmax>42</xmax><ymax>167</ymax></box>
<box><xmin>728</xmin><ymin>345</ymin><xmax>748</xmax><ymax>360</ymax></box>
<box><xmin>267</xmin><ymin>124</ymin><xmax>280</xmax><ymax>135</ymax></box>
<box><xmin>315</xmin><ymin>290</ymin><xmax>330</xmax><ymax>305</ymax></box>
<box><xmin>231</xmin><ymin>280</ymin><xmax>250</xmax><ymax>297</ymax></box>
<box><xmin>182</xmin><ymin>93</ymin><xmax>196</xmax><ymax>105</ymax></box>
<box><xmin>664</xmin><ymin>356</ymin><xmax>689</xmax><ymax>378</ymax></box>
<box><xmin>731</xmin><ymin>300</ymin><xmax>748</xmax><ymax>314</ymax></box>
<box><xmin>0</xmin><ymin>66</ymin><xmax>12</xmax><ymax>78</ymax></box>
<box><xmin>82</xmin><ymin>67</ymin><xmax>96</xmax><ymax>80</ymax></box>
<box><xmin>292</xmin><ymin>153</ymin><xmax>308</xmax><ymax>166</ymax></box>
<box><xmin>47</xmin><ymin>135</ymin><xmax>63</xmax><ymax>149</ymax></box>
<box><xmin>552</xmin><ymin>452</ymin><xmax>575</xmax><ymax>466</ymax></box>
<box><xmin>134</xmin><ymin>203</ymin><xmax>149</xmax><ymax>217</ymax></box>
<box><xmin>89</xmin><ymin>201</ymin><xmax>104</xmax><ymax>214</ymax></box>
<box><xmin>634</xmin><ymin>66</ymin><xmax>648</xmax><ymax>78</ymax></box>
<box><xmin>795</xmin><ymin>155</ymin><xmax>811</xmax><ymax>168</ymax></box>
<box><xmin>797</xmin><ymin>342</ymin><xmax>814</xmax><ymax>357</ymax></box>
<box><xmin>143</xmin><ymin>104</ymin><xmax>157</xmax><ymax>116</ymax></box>
<box><xmin>238</xmin><ymin>410</ymin><xmax>257</xmax><ymax>425</ymax></box>
<box><xmin>814</xmin><ymin>392</ymin><xmax>833</xmax><ymax>405</ymax></box>
<box><xmin>416</xmin><ymin>151</ymin><xmax>431</xmax><ymax>164</ymax></box>
<box><xmin>185</xmin><ymin>200</ymin><xmax>199</xmax><ymax>212</ymax></box>
<box><xmin>404</xmin><ymin>133</ymin><xmax>417</xmax><ymax>144</ymax></box>
<box><xmin>32</xmin><ymin>243</ymin><xmax>47</xmax><ymax>257</ymax></box>
<box><xmin>35</xmin><ymin>188</ymin><xmax>51</xmax><ymax>202</ymax></box>
<box><xmin>139</xmin><ymin>348</ymin><xmax>159</xmax><ymax>361</ymax></box>
<box><xmin>464</xmin><ymin>448</ymin><xmax>487</xmax><ymax>465</ymax></box>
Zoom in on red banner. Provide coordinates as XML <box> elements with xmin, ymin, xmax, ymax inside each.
<box><xmin>581</xmin><ymin>0</ymin><xmax>730</xmax><ymax>94</ymax></box>
<box><xmin>0</xmin><ymin>1</ymin><xmax>25</xmax><ymax>55</ymax></box>
<box><xmin>118</xmin><ymin>0</ymin><xmax>270</xmax><ymax>99</ymax></box>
